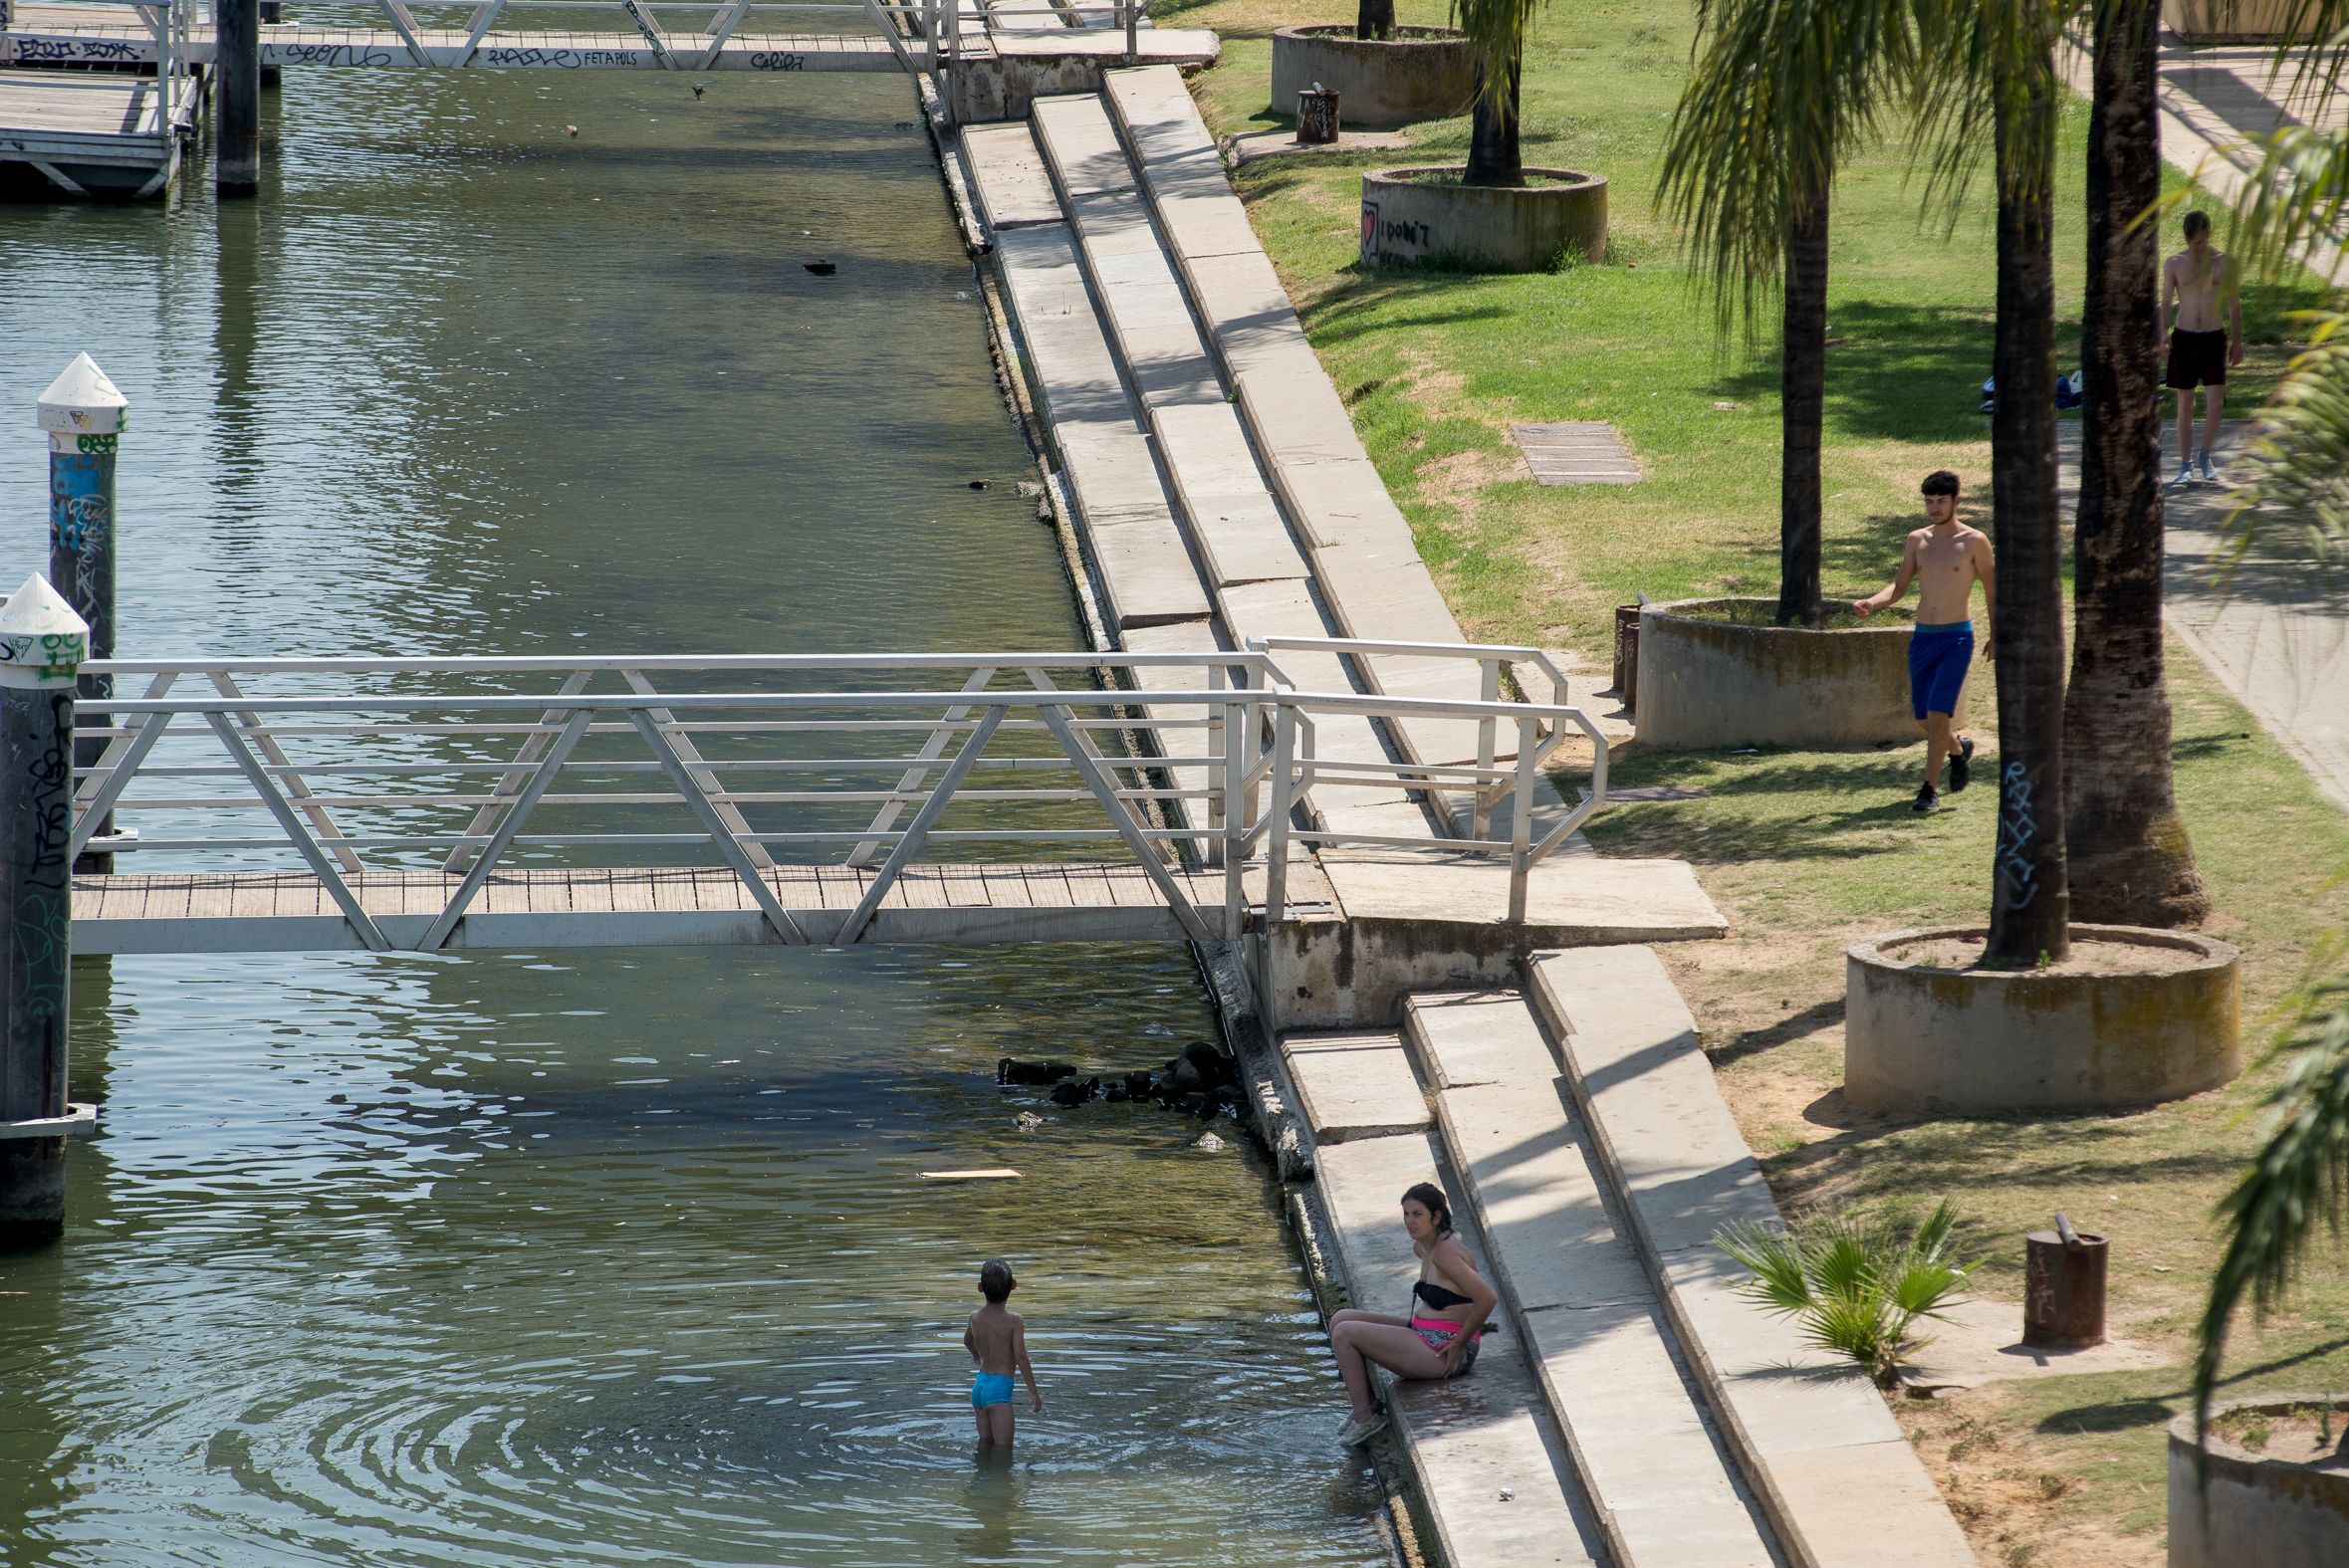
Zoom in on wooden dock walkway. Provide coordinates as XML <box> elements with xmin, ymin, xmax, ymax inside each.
<box><xmin>0</xmin><ymin>64</ymin><xmax>190</xmax><ymax>194</ymax></box>
<box><xmin>72</xmin><ymin>859</ymin><xmax>1326</xmax><ymax>953</ymax></box>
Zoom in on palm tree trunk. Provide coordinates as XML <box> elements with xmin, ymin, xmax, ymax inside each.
<box><xmin>1987</xmin><ymin>50</ymin><xmax>2071</xmax><ymax>966</ymax></box>
<box><xmin>1465</xmin><ymin>48</ymin><xmax>1523</xmax><ymax>188</ymax></box>
<box><xmin>1355</xmin><ymin>0</ymin><xmax>1393</xmax><ymax>41</ymax></box>
<box><xmin>1777</xmin><ymin>178</ymin><xmax>1829</xmax><ymax>627</ymax></box>
<box><xmin>2064</xmin><ymin>0</ymin><xmax>2211</xmax><ymax>926</ymax></box>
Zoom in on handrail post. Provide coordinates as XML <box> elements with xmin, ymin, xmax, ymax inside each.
<box><xmin>1473</xmin><ymin>656</ymin><xmax>1498</xmax><ymax>840</ymax></box>
<box><xmin>1121</xmin><ymin>0</ymin><xmax>1135</xmax><ymax>58</ymax></box>
<box><xmin>1265</xmin><ymin>699</ymin><xmax>1295</xmax><ymax>928</ymax></box>
<box><xmin>1508</xmin><ymin>714</ymin><xmax>1536</xmax><ymax>924</ymax></box>
<box><xmin>1204</xmin><ymin>662</ymin><xmax>1225</xmax><ymax>869</ymax></box>
<box><xmin>1223</xmin><ymin>690</ymin><xmax>1246</xmax><ymax>941</ymax></box>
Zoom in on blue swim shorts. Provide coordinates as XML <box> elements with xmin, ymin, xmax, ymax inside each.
<box><xmin>1909</xmin><ymin>621</ymin><xmax>1974</xmax><ymax>721</ymax></box>
<box><xmin>971</xmin><ymin>1372</ymin><xmax>1016</xmax><ymax>1409</ymax></box>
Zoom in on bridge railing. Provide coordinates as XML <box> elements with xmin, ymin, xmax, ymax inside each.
<box><xmin>67</xmin><ymin>647</ymin><xmax>1600</xmax><ymax>948</ymax></box>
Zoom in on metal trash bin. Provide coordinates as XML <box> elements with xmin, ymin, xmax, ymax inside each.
<box><xmin>2023</xmin><ymin>1217</ymin><xmax>2109</xmax><ymax>1348</ymax></box>
<box><xmin>1613</xmin><ymin>603</ymin><xmax>1642</xmax><ymax>712</ymax></box>
<box><xmin>1296</xmin><ymin>85</ymin><xmax>1340</xmax><ymax>145</ymax></box>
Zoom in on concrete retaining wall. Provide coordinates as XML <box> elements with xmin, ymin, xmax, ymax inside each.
<box><xmin>1846</xmin><ymin>924</ymin><xmax>2242</xmax><ymax>1115</ymax></box>
<box><xmin>2170</xmin><ymin>1400</ymin><xmax>2349</xmax><ymax>1568</ymax></box>
<box><xmin>1359</xmin><ymin>166</ymin><xmax>1606</xmax><ymax>272</ymax></box>
<box><xmin>1268</xmin><ymin>26</ymin><xmax>1478</xmax><ymax>128</ymax></box>
<box><xmin>1635</xmin><ymin>596</ymin><xmax>1969</xmax><ymax>750</ymax></box>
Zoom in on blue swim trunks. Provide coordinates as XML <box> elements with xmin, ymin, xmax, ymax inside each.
<box><xmin>971</xmin><ymin>1372</ymin><xmax>1016</xmax><ymax>1409</ymax></box>
<box><xmin>1908</xmin><ymin>621</ymin><xmax>1974</xmax><ymax>721</ymax></box>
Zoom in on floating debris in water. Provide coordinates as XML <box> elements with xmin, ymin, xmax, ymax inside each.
<box><xmin>1015</xmin><ymin>1111</ymin><xmax>1047</xmax><ymax>1133</ymax></box>
<box><xmin>920</xmin><ymin>1168</ymin><xmax>1023</xmax><ymax>1181</ymax></box>
<box><xmin>1192</xmin><ymin>1131</ymin><xmax>1225</xmax><ymax>1152</ymax></box>
<box><xmin>803</xmin><ymin>260</ymin><xmax>837</xmax><ymax>276</ymax></box>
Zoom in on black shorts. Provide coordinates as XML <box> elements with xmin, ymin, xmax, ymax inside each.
<box><xmin>2166</xmin><ymin>328</ymin><xmax>2229</xmax><ymax>390</ymax></box>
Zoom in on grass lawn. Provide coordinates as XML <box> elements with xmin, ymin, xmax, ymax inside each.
<box><xmin>1163</xmin><ymin>2</ymin><xmax>2349</xmax><ymax>1562</ymax></box>
<box><xmin>1168</xmin><ymin>0</ymin><xmax>2323</xmax><ymax>668</ymax></box>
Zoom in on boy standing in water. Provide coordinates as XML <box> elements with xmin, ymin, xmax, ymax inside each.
<box><xmin>2164</xmin><ymin>209</ymin><xmax>2245</xmax><ymax>487</ymax></box>
<box><xmin>1853</xmin><ymin>470</ymin><xmax>1996</xmax><ymax>813</ymax></box>
<box><xmin>964</xmin><ymin>1258</ymin><xmax>1042</xmax><ymax>1448</ymax></box>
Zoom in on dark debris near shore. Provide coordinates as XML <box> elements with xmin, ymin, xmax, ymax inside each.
<box><xmin>997</xmin><ymin>1040</ymin><xmax>1246</xmax><ymax>1122</ymax></box>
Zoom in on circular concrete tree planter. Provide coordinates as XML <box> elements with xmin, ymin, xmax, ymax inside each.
<box><xmin>1359</xmin><ymin>166</ymin><xmax>1607</xmax><ymax>272</ymax></box>
<box><xmin>2169</xmin><ymin>1397</ymin><xmax>2349</xmax><ymax>1568</ymax></box>
<box><xmin>1633</xmin><ymin>596</ymin><xmax>1971</xmax><ymax>750</ymax></box>
<box><xmin>1845</xmin><ymin>925</ymin><xmax>2241</xmax><ymax>1116</ymax></box>
<box><xmin>1271</xmin><ymin>26</ymin><xmax>1480</xmax><ymax>129</ymax></box>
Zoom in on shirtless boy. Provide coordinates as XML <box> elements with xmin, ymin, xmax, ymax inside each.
<box><xmin>1852</xmin><ymin>471</ymin><xmax>1996</xmax><ymax>813</ymax></box>
<box><xmin>2164</xmin><ymin>209</ymin><xmax>2245</xmax><ymax>487</ymax></box>
<box><xmin>964</xmin><ymin>1258</ymin><xmax>1042</xmax><ymax>1449</ymax></box>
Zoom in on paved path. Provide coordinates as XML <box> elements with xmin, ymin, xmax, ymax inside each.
<box><xmin>2057</xmin><ymin>420</ymin><xmax>2349</xmax><ymax>812</ymax></box>
<box><xmin>2059</xmin><ymin>32</ymin><xmax>2346</xmax><ymax>283</ymax></box>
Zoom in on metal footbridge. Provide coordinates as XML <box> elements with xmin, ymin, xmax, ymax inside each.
<box><xmin>65</xmin><ymin>641</ymin><xmax>1607</xmax><ymax>956</ymax></box>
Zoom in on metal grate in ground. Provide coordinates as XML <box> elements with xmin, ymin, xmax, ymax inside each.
<box><xmin>1509</xmin><ymin>420</ymin><xmax>1641</xmax><ymax>485</ymax></box>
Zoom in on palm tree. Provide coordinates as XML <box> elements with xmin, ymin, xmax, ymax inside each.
<box><xmin>1657</xmin><ymin>0</ymin><xmax>1917</xmax><ymax>628</ymax></box>
<box><xmin>1452</xmin><ymin>0</ymin><xmax>1533</xmax><ymax>186</ymax></box>
<box><xmin>2063</xmin><ymin>0</ymin><xmax>2213</xmax><ymax>928</ymax></box>
<box><xmin>1916</xmin><ymin>0</ymin><xmax>2076</xmax><ymax>963</ymax></box>
<box><xmin>2190</xmin><ymin>42</ymin><xmax>2349</xmax><ymax>1442</ymax></box>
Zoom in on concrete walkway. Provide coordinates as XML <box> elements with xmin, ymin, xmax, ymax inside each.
<box><xmin>2058</xmin><ymin>31</ymin><xmax>2345</xmax><ymax>283</ymax></box>
<box><xmin>2057</xmin><ymin>420</ymin><xmax>2349</xmax><ymax>812</ymax></box>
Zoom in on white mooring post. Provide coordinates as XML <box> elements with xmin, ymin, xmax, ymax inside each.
<box><xmin>0</xmin><ymin>576</ymin><xmax>95</xmax><ymax>1248</ymax></box>
<box><xmin>39</xmin><ymin>354</ymin><xmax>127</xmax><ymax>873</ymax></box>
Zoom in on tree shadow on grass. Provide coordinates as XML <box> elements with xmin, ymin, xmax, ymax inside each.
<box><xmin>1708</xmin><ymin>998</ymin><xmax>1847</xmax><ymax>1067</ymax></box>
<box><xmin>1587</xmin><ymin>748</ymin><xmax>1963</xmax><ymax>864</ymax></box>
<box><xmin>1709</xmin><ymin>299</ymin><xmax>2024</xmax><ymax>448</ymax></box>
<box><xmin>2032</xmin><ymin>1336</ymin><xmax>2349</xmax><ymax>1435</ymax></box>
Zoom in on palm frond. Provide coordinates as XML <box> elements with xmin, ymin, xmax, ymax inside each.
<box><xmin>1654</xmin><ymin>0</ymin><xmax>1917</xmax><ymax>337</ymax></box>
<box><xmin>2228</xmin><ymin>125</ymin><xmax>2349</xmax><ymax>287</ymax></box>
<box><xmin>2224</xmin><ymin>313</ymin><xmax>2349</xmax><ymax>589</ymax></box>
<box><xmin>1717</xmin><ymin>1200</ymin><xmax>1975</xmax><ymax>1390</ymax></box>
<box><xmin>1449</xmin><ymin>0</ymin><xmax>1538</xmax><ymax>121</ymax></box>
<box><xmin>2194</xmin><ymin>969</ymin><xmax>2349</xmax><ymax>1442</ymax></box>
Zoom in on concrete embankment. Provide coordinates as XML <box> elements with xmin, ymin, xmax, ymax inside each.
<box><xmin>938</xmin><ymin>62</ymin><xmax>1977</xmax><ymax>1568</ymax></box>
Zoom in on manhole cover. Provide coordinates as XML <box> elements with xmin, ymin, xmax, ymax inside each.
<box><xmin>1510</xmin><ymin>421</ymin><xmax>1641</xmax><ymax>485</ymax></box>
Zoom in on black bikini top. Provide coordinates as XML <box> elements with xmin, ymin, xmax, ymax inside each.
<box><xmin>1413</xmin><ymin>1277</ymin><xmax>1474</xmax><ymax>1311</ymax></box>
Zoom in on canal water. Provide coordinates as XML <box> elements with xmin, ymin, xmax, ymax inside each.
<box><xmin>0</xmin><ymin>64</ymin><xmax>1386</xmax><ymax>1567</ymax></box>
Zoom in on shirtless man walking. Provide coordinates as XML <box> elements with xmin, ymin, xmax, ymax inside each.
<box><xmin>1853</xmin><ymin>470</ymin><xmax>1996</xmax><ymax>812</ymax></box>
<box><xmin>2164</xmin><ymin>209</ymin><xmax>2245</xmax><ymax>487</ymax></box>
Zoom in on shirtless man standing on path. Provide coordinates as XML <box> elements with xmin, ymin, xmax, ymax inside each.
<box><xmin>2164</xmin><ymin>209</ymin><xmax>2245</xmax><ymax>487</ymax></box>
<box><xmin>1853</xmin><ymin>471</ymin><xmax>1996</xmax><ymax>813</ymax></box>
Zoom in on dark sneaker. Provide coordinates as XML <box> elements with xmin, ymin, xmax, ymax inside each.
<box><xmin>1948</xmin><ymin>737</ymin><xmax>1975</xmax><ymax>793</ymax></box>
<box><xmin>1913</xmin><ymin>783</ymin><xmax>1940</xmax><ymax>813</ymax></box>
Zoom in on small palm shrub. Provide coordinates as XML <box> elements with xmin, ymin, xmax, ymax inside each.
<box><xmin>1715</xmin><ymin>1200</ymin><xmax>1974</xmax><ymax>1390</ymax></box>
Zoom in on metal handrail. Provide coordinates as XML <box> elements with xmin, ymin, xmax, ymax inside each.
<box><xmin>65</xmin><ymin>651</ymin><xmax>1607</xmax><ymax>949</ymax></box>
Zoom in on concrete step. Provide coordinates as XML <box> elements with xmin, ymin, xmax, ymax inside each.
<box><xmin>1525</xmin><ymin>948</ymin><xmax>1978</xmax><ymax>1568</ymax></box>
<box><xmin>959</xmin><ymin>121</ymin><xmax>1061</xmax><ymax>233</ymax></box>
<box><xmin>1403</xmin><ymin>992</ymin><xmax>1776</xmax><ymax>1568</ymax></box>
<box><xmin>1097</xmin><ymin>66</ymin><xmax>1490</xmax><ymax>767</ymax></box>
<box><xmin>1113</xmin><ymin>616</ymin><xmax>1227</xmax><ymax>832</ymax></box>
<box><xmin>1032</xmin><ymin>93</ymin><xmax>1315</xmax><ymax>606</ymax></box>
<box><xmin>989</xmin><ymin>223</ymin><xmax>1213</xmax><ymax>639</ymax></box>
<box><xmin>1279</xmin><ymin>1024</ymin><xmax>1597</xmax><ymax>1567</ymax></box>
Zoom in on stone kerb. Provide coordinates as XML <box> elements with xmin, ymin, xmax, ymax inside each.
<box><xmin>1634</xmin><ymin>595</ymin><xmax>1968</xmax><ymax>750</ymax></box>
<box><xmin>1269</xmin><ymin>26</ymin><xmax>1479</xmax><ymax>129</ymax></box>
<box><xmin>2169</xmin><ymin>1398</ymin><xmax>2349</xmax><ymax>1568</ymax></box>
<box><xmin>1845</xmin><ymin>925</ymin><xmax>2242</xmax><ymax>1116</ymax></box>
<box><xmin>1359</xmin><ymin>166</ymin><xmax>1607</xmax><ymax>273</ymax></box>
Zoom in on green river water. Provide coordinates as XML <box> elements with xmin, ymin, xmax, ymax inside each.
<box><xmin>0</xmin><ymin>59</ymin><xmax>1386</xmax><ymax>1567</ymax></box>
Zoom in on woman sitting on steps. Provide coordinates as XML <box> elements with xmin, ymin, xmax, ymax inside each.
<box><xmin>1326</xmin><ymin>1181</ymin><xmax>1498</xmax><ymax>1448</ymax></box>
